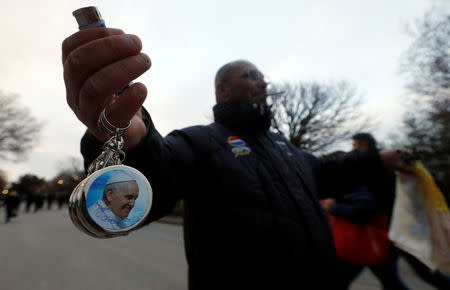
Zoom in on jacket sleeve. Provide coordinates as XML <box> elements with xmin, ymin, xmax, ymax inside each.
<box><xmin>329</xmin><ymin>186</ymin><xmax>378</xmax><ymax>223</ymax></box>
<box><xmin>80</xmin><ymin>107</ymin><xmax>198</xmax><ymax>224</ymax></box>
<box><xmin>310</xmin><ymin>150</ymin><xmax>387</xmax><ymax>199</ymax></box>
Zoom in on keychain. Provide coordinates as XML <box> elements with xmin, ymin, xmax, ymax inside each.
<box><xmin>69</xmin><ymin>7</ymin><xmax>152</xmax><ymax>238</ymax></box>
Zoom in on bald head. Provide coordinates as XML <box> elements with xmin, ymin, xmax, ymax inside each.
<box><xmin>215</xmin><ymin>60</ymin><xmax>252</xmax><ymax>87</ymax></box>
<box><xmin>214</xmin><ymin>60</ymin><xmax>267</xmax><ymax>104</ymax></box>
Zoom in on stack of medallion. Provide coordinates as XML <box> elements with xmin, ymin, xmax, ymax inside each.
<box><xmin>68</xmin><ymin>166</ymin><xmax>153</xmax><ymax>238</ymax></box>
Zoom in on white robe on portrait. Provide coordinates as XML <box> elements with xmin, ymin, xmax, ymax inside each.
<box><xmin>87</xmin><ymin>199</ymin><xmax>130</xmax><ymax>230</ymax></box>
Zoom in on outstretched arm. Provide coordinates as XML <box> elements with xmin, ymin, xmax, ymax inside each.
<box><xmin>379</xmin><ymin>149</ymin><xmax>415</xmax><ymax>174</ymax></box>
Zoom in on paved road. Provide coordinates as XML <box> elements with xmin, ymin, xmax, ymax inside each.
<box><xmin>0</xmin><ymin>208</ymin><xmax>437</xmax><ymax>290</ymax></box>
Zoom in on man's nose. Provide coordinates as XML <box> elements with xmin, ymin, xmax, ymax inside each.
<box><xmin>258</xmin><ymin>79</ymin><xmax>268</xmax><ymax>88</ymax></box>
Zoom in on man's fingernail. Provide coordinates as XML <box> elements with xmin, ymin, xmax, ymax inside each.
<box><xmin>137</xmin><ymin>53</ymin><xmax>151</xmax><ymax>65</ymax></box>
<box><xmin>125</xmin><ymin>34</ymin><xmax>142</xmax><ymax>51</ymax></box>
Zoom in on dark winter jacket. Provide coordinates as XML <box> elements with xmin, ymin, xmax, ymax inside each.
<box><xmin>329</xmin><ymin>186</ymin><xmax>378</xmax><ymax>224</ymax></box>
<box><xmin>81</xmin><ymin>101</ymin><xmax>386</xmax><ymax>290</ymax></box>
<box><xmin>323</xmin><ymin>149</ymin><xmax>397</xmax><ymax>219</ymax></box>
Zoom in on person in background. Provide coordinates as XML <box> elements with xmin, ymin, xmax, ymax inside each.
<box><xmin>352</xmin><ymin>133</ymin><xmax>450</xmax><ymax>290</ymax></box>
<box><xmin>4</xmin><ymin>190</ymin><xmax>21</xmax><ymax>223</ymax></box>
<box><xmin>321</xmin><ymin>147</ymin><xmax>408</xmax><ymax>289</ymax></box>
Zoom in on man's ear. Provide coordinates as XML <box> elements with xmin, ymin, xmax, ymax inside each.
<box><xmin>106</xmin><ymin>189</ymin><xmax>113</xmax><ymax>203</ymax></box>
<box><xmin>216</xmin><ymin>83</ymin><xmax>230</xmax><ymax>102</ymax></box>
<box><xmin>361</xmin><ymin>143</ymin><xmax>370</xmax><ymax>151</ymax></box>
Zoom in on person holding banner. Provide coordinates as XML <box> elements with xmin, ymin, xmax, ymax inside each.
<box><xmin>353</xmin><ymin>133</ymin><xmax>450</xmax><ymax>290</ymax></box>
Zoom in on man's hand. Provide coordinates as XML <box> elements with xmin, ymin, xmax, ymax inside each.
<box><xmin>319</xmin><ymin>198</ymin><xmax>336</xmax><ymax>212</ymax></box>
<box><xmin>379</xmin><ymin>149</ymin><xmax>416</xmax><ymax>174</ymax></box>
<box><xmin>62</xmin><ymin>27</ymin><xmax>151</xmax><ymax>149</ymax></box>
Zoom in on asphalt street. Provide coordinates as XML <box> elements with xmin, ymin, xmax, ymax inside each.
<box><xmin>0</xmin><ymin>207</ymin><xmax>437</xmax><ymax>290</ymax></box>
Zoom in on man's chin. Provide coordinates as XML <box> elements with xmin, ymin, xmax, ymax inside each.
<box><xmin>251</xmin><ymin>93</ymin><xmax>268</xmax><ymax>104</ymax></box>
<box><xmin>250</xmin><ymin>96</ymin><xmax>267</xmax><ymax>104</ymax></box>
<box><xmin>117</xmin><ymin>211</ymin><xmax>130</xmax><ymax>219</ymax></box>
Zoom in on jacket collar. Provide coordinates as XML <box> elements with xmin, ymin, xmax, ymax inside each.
<box><xmin>213</xmin><ymin>101</ymin><xmax>272</xmax><ymax>133</ymax></box>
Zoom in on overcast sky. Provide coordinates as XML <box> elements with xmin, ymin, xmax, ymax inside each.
<box><xmin>1</xmin><ymin>0</ymin><xmax>447</xmax><ymax>183</ymax></box>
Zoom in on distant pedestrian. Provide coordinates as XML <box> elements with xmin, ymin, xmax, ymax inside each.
<box><xmin>57</xmin><ymin>192</ymin><xmax>67</xmax><ymax>209</ymax></box>
<box><xmin>34</xmin><ymin>195</ymin><xmax>44</xmax><ymax>213</ymax></box>
<box><xmin>24</xmin><ymin>194</ymin><xmax>34</xmax><ymax>213</ymax></box>
<box><xmin>5</xmin><ymin>191</ymin><xmax>20</xmax><ymax>223</ymax></box>
<box><xmin>47</xmin><ymin>193</ymin><xmax>55</xmax><ymax>210</ymax></box>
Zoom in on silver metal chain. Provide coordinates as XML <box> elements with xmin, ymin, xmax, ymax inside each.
<box><xmin>87</xmin><ymin>108</ymin><xmax>130</xmax><ymax>175</ymax></box>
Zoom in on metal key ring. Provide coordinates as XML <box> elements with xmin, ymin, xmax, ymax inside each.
<box><xmin>97</xmin><ymin>108</ymin><xmax>131</xmax><ymax>137</ymax></box>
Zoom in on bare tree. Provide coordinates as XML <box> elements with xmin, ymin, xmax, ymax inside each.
<box><xmin>10</xmin><ymin>174</ymin><xmax>45</xmax><ymax>196</ymax></box>
<box><xmin>52</xmin><ymin>156</ymin><xmax>85</xmax><ymax>186</ymax></box>
<box><xmin>399</xmin><ymin>6</ymin><xmax>450</xmax><ymax>196</ymax></box>
<box><xmin>268</xmin><ymin>81</ymin><xmax>373</xmax><ymax>153</ymax></box>
<box><xmin>55</xmin><ymin>156</ymin><xmax>84</xmax><ymax>175</ymax></box>
<box><xmin>0</xmin><ymin>91</ymin><xmax>41</xmax><ymax>160</ymax></box>
<box><xmin>401</xmin><ymin>9</ymin><xmax>449</xmax><ymax>96</ymax></box>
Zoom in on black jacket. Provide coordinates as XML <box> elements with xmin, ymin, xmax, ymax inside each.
<box><xmin>329</xmin><ymin>185</ymin><xmax>378</xmax><ymax>224</ymax></box>
<box><xmin>81</xmin><ymin>101</ymin><xmax>385</xmax><ymax>290</ymax></box>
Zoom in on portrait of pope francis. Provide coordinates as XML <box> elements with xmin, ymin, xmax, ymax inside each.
<box><xmin>87</xmin><ymin>171</ymin><xmax>140</xmax><ymax>230</ymax></box>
